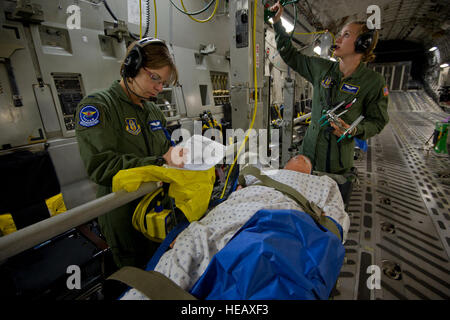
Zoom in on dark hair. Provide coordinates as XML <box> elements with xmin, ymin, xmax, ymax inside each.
<box><xmin>120</xmin><ymin>41</ymin><xmax>179</xmax><ymax>84</ymax></box>
<box><xmin>347</xmin><ymin>21</ymin><xmax>379</xmax><ymax>63</ymax></box>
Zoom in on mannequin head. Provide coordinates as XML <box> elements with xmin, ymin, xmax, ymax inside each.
<box><xmin>283</xmin><ymin>155</ymin><xmax>312</xmax><ymax>174</ymax></box>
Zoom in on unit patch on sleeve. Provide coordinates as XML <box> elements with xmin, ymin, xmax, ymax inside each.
<box><xmin>79</xmin><ymin>105</ymin><xmax>100</xmax><ymax>127</ymax></box>
<box><xmin>383</xmin><ymin>86</ymin><xmax>389</xmax><ymax>96</ymax></box>
<box><xmin>340</xmin><ymin>83</ymin><xmax>360</xmax><ymax>95</ymax></box>
<box><xmin>125</xmin><ymin>118</ymin><xmax>141</xmax><ymax>135</ymax></box>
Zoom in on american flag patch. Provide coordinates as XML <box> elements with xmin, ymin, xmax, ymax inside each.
<box><xmin>383</xmin><ymin>86</ymin><xmax>389</xmax><ymax>96</ymax></box>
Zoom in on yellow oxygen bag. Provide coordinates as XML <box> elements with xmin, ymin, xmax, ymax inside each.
<box><xmin>113</xmin><ymin>165</ymin><xmax>216</xmax><ymax>241</ymax></box>
<box><xmin>132</xmin><ymin>187</ymin><xmax>175</xmax><ymax>242</ymax></box>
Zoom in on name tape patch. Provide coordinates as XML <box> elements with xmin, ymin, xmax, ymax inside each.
<box><xmin>149</xmin><ymin>120</ymin><xmax>163</xmax><ymax>131</ymax></box>
<box><xmin>340</xmin><ymin>83</ymin><xmax>360</xmax><ymax>95</ymax></box>
<box><xmin>79</xmin><ymin>105</ymin><xmax>100</xmax><ymax>127</ymax></box>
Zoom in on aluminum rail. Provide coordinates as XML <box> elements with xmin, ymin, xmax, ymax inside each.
<box><xmin>0</xmin><ymin>181</ymin><xmax>159</xmax><ymax>262</ymax></box>
<box><xmin>293</xmin><ymin>112</ymin><xmax>311</xmax><ymax>125</ymax></box>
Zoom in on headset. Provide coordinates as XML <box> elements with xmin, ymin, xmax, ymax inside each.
<box><xmin>122</xmin><ymin>37</ymin><xmax>167</xmax><ymax>78</ymax></box>
<box><xmin>122</xmin><ymin>37</ymin><xmax>167</xmax><ymax>100</ymax></box>
<box><xmin>354</xmin><ymin>29</ymin><xmax>375</xmax><ymax>54</ymax></box>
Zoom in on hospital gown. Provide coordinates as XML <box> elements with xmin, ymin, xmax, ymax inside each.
<box><xmin>121</xmin><ymin>168</ymin><xmax>350</xmax><ymax>300</ymax></box>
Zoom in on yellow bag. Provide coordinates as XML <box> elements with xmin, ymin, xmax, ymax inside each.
<box><xmin>0</xmin><ymin>193</ymin><xmax>67</xmax><ymax>236</ymax></box>
<box><xmin>0</xmin><ymin>213</ymin><xmax>17</xmax><ymax>236</ymax></box>
<box><xmin>113</xmin><ymin>165</ymin><xmax>216</xmax><ymax>223</ymax></box>
<box><xmin>45</xmin><ymin>193</ymin><xmax>67</xmax><ymax>216</ymax></box>
<box><xmin>132</xmin><ymin>187</ymin><xmax>175</xmax><ymax>242</ymax></box>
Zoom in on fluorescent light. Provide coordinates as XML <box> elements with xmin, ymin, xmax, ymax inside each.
<box><xmin>281</xmin><ymin>17</ymin><xmax>294</xmax><ymax>32</ymax></box>
<box><xmin>313</xmin><ymin>46</ymin><xmax>321</xmax><ymax>55</ymax></box>
<box><xmin>268</xmin><ymin>17</ymin><xmax>294</xmax><ymax>33</ymax></box>
<box><xmin>440</xmin><ymin>63</ymin><xmax>449</xmax><ymax>68</ymax></box>
<box><xmin>429</xmin><ymin>47</ymin><xmax>437</xmax><ymax>52</ymax></box>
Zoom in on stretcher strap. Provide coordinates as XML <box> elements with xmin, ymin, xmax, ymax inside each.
<box><xmin>145</xmin><ymin>221</ymin><xmax>190</xmax><ymax>271</ymax></box>
<box><xmin>238</xmin><ymin>165</ymin><xmax>342</xmax><ymax>241</ymax></box>
<box><xmin>108</xmin><ymin>266</ymin><xmax>197</xmax><ymax>300</ymax></box>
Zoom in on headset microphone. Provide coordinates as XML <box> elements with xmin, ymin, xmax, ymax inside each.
<box><xmin>330</xmin><ymin>45</ymin><xmax>338</xmax><ymax>50</ymax></box>
<box><xmin>123</xmin><ymin>75</ymin><xmax>155</xmax><ymax>102</ymax></box>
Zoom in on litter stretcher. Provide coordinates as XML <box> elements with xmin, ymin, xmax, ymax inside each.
<box><xmin>108</xmin><ymin>163</ymin><xmax>350</xmax><ymax>300</ymax></box>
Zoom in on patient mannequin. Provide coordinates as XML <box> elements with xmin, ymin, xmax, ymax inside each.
<box><xmin>236</xmin><ymin>154</ymin><xmax>313</xmax><ymax>191</ymax></box>
<box><xmin>283</xmin><ymin>154</ymin><xmax>313</xmax><ymax>174</ymax></box>
<box><xmin>171</xmin><ymin>155</ymin><xmax>314</xmax><ymax>248</ymax></box>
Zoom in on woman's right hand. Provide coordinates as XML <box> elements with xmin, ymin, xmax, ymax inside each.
<box><xmin>162</xmin><ymin>146</ymin><xmax>186</xmax><ymax>168</ymax></box>
<box><xmin>270</xmin><ymin>1</ymin><xmax>284</xmax><ymax>24</ymax></box>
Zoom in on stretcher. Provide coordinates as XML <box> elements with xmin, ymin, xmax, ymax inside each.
<box><xmin>110</xmin><ymin>164</ymin><xmax>350</xmax><ymax>300</ymax></box>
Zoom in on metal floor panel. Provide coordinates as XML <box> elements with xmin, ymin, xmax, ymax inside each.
<box><xmin>333</xmin><ymin>91</ymin><xmax>450</xmax><ymax>300</ymax></box>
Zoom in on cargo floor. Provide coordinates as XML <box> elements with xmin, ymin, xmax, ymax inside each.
<box><xmin>334</xmin><ymin>91</ymin><xmax>450</xmax><ymax>300</ymax></box>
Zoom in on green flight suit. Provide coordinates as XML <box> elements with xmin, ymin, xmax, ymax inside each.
<box><xmin>75</xmin><ymin>80</ymin><xmax>171</xmax><ymax>268</ymax></box>
<box><xmin>274</xmin><ymin>21</ymin><xmax>389</xmax><ymax>174</ymax></box>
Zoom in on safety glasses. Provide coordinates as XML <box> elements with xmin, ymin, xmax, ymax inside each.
<box><xmin>143</xmin><ymin>68</ymin><xmax>168</xmax><ymax>87</ymax></box>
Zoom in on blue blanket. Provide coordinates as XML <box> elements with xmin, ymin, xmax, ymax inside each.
<box><xmin>189</xmin><ymin>209</ymin><xmax>345</xmax><ymax>300</ymax></box>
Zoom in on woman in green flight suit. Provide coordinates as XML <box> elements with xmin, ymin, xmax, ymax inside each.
<box><xmin>270</xmin><ymin>2</ymin><xmax>389</xmax><ymax>175</ymax></box>
<box><xmin>75</xmin><ymin>38</ymin><xmax>185</xmax><ymax>269</ymax></box>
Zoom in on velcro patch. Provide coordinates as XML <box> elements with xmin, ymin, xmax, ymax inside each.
<box><xmin>149</xmin><ymin>120</ymin><xmax>163</xmax><ymax>131</ymax></box>
<box><xmin>79</xmin><ymin>105</ymin><xmax>100</xmax><ymax>127</ymax></box>
<box><xmin>321</xmin><ymin>76</ymin><xmax>333</xmax><ymax>88</ymax></box>
<box><xmin>125</xmin><ymin>118</ymin><xmax>141</xmax><ymax>135</ymax></box>
<box><xmin>340</xmin><ymin>83</ymin><xmax>360</xmax><ymax>95</ymax></box>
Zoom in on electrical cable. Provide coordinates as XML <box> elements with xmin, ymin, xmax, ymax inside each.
<box><xmin>220</xmin><ymin>0</ymin><xmax>258</xmax><ymax>199</ymax></box>
<box><xmin>139</xmin><ymin>0</ymin><xmax>142</xmax><ymax>38</ymax></box>
<box><xmin>154</xmin><ymin>0</ymin><xmax>157</xmax><ymax>37</ymax></box>
<box><xmin>103</xmin><ymin>0</ymin><xmax>118</xmax><ymax>27</ymax></box>
<box><xmin>180</xmin><ymin>0</ymin><xmax>219</xmax><ymax>23</ymax></box>
<box><xmin>169</xmin><ymin>0</ymin><xmax>216</xmax><ymax>15</ymax></box>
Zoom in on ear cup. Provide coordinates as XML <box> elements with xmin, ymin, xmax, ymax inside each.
<box><xmin>122</xmin><ymin>37</ymin><xmax>166</xmax><ymax>78</ymax></box>
<box><xmin>354</xmin><ymin>31</ymin><xmax>374</xmax><ymax>54</ymax></box>
<box><xmin>123</xmin><ymin>46</ymin><xmax>143</xmax><ymax>78</ymax></box>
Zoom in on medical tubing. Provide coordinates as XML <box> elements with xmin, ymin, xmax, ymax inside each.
<box><xmin>220</xmin><ymin>0</ymin><xmax>258</xmax><ymax>198</ymax></box>
<box><xmin>180</xmin><ymin>0</ymin><xmax>219</xmax><ymax>23</ymax></box>
<box><xmin>169</xmin><ymin>0</ymin><xmax>216</xmax><ymax>16</ymax></box>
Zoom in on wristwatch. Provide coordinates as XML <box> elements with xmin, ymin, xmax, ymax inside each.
<box><xmin>156</xmin><ymin>156</ymin><xmax>166</xmax><ymax>166</ymax></box>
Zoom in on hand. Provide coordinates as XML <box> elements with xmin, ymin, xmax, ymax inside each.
<box><xmin>163</xmin><ymin>146</ymin><xmax>186</xmax><ymax>168</ymax></box>
<box><xmin>330</xmin><ymin>118</ymin><xmax>351</xmax><ymax>137</ymax></box>
<box><xmin>270</xmin><ymin>1</ymin><xmax>283</xmax><ymax>24</ymax></box>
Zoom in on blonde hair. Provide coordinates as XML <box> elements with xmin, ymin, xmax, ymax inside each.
<box><xmin>120</xmin><ymin>40</ymin><xmax>179</xmax><ymax>85</ymax></box>
<box><xmin>346</xmin><ymin>21</ymin><xmax>379</xmax><ymax>63</ymax></box>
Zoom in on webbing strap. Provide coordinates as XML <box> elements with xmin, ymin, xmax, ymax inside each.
<box><xmin>108</xmin><ymin>266</ymin><xmax>197</xmax><ymax>300</ymax></box>
<box><xmin>239</xmin><ymin>165</ymin><xmax>342</xmax><ymax>241</ymax></box>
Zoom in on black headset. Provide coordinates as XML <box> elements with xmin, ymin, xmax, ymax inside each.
<box><xmin>122</xmin><ymin>37</ymin><xmax>167</xmax><ymax>78</ymax></box>
<box><xmin>354</xmin><ymin>29</ymin><xmax>375</xmax><ymax>54</ymax></box>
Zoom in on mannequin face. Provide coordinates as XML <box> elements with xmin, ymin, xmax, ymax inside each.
<box><xmin>131</xmin><ymin>65</ymin><xmax>172</xmax><ymax>98</ymax></box>
<box><xmin>284</xmin><ymin>155</ymin><xmax>312</xmax><ymax>174</ymax></box>
<box><xmin>333</xmin><ymin>23</ymin><xmax>362</xmax><ymax>59</ymax></box>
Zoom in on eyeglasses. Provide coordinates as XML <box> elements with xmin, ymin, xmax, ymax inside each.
<box><xmin>143</xmin><ymin>68</ymin><xmax>168</xmax><ymax>87</ymax></box>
